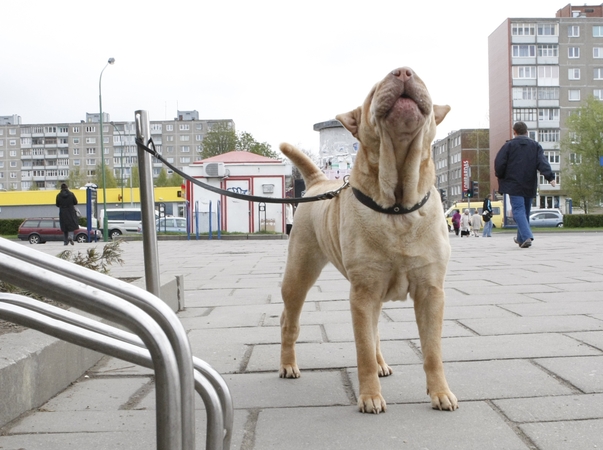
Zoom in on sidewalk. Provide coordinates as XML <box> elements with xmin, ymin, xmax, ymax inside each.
<box><xmin>1</xmin><ymin>232</ymin><xmax>603</xmax><ymax>449</ymax></box>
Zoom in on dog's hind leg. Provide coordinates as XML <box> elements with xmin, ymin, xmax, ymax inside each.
<box><xmin>279</xmin><ymin>246</ymin><xmax>327</xmax><ymax>379</ymax></box>
<box><xmin>413</xmin><ymin>285</ymin><xmax>458</xmax><ymax>411</ymax></box>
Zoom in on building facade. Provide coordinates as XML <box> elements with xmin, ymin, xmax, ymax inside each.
<box><xmin>432</xmin><ymin>128</ymin><xmax>490</xmax><ymax>209</ymax></box>
<box><xmin>0</xmin><ymin>110</ymin><xmax>234</xmax><ymax>191</ymax></box>
<box><xmin>488</xmin><ymin>3</ymin><xmax>603</xmax><ymax>213</ymax></box>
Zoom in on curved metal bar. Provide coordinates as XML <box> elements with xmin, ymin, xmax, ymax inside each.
<box><xmin>0</xmin><ymin>253</ymin><xmax>182</xmax><ymax>450</ymax></box>
<box><xmin>0</xmin><ymin>237</ymin><xmax>197</xmax><ymax>449</ymax></box>
<box><xmin>1</xmin><ymin>294</ymin><xmax>228</xmax><ymax>450</ymax></box>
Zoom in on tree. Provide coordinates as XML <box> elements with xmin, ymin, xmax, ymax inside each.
<box><xmin>201</xmin><ymin>122</ymin><xmax>237</xmax><ymax>158</ymax></box>
<box><xmin>560</xmin><ymin>96</ymin><xmax>603</xmax><ymax>213</ymax></box>
<box><xmin>168</xmin><ymin>171</ymin><xmax>183</xmax><ymax>187</ymax></box>
<box><xmin>201</xmin><ymin>125</ymin><xmax>279</xmax><ymax>159</ymax></box>
<box><xmin>130</xmin><ymin>166</ymin><xmax>140</xmax><ymax>188</ymax></box>
<box><xmin>155</xmin><ymin>168</ymin><xmax>170</xmax><ymax>187</ymax></box>
<box><xmin>94</xmin><ymin>163</ymin><xmax>118</xmax><ymax>189</ymax></box>
<box><xmin>67</xmin><ymin>167</ymin><xmax>86</xmax><ymax>189</ymax></box>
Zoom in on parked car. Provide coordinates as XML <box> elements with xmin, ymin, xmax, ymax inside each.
<box><xmin>529</xmin><ymin>210</ymin><xmax>564</xmax><ymax>227</ymax></box>
<box><xmin>17</xmin><ymin>218</ymin><xmax>102</xmax><ymax>244</ymax></box>
<box><xmin>98</xmin><ymin>208</ymin><xmax>146</xmax><ymax>239</ymax></box>
<box><xmin>137</xmin><ymin>217</ymin><xmax>188</xmax><ymax>234</ymax></box>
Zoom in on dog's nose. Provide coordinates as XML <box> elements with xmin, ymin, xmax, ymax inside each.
<box><xmin>391</xmin><ymin>67</ymin><xmax>413</xmax><ymax>82</ymax></box>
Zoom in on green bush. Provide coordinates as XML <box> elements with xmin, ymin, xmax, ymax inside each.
<box><xmin>0</xmin><ymin>219</ymin><xmax>24</xmax><ymax>235</ymax></box>
<box><xmin>564</xmin><ymin>214</ymin><xmax>603</xmax><ymax>228</ymax></box>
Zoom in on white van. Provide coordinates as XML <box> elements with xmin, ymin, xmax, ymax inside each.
<box><xmin>98</xmin><ymin>208</ymin><xmax>146</xmax><ymax>239</ymax></box>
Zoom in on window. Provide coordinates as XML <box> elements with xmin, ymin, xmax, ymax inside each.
<box><xmin>569</xmin><ymin>153</ymin><xmax>582</xmax><ymax>164</ymax></box>
<box><xmin>72</xmin><ymin>126</ymin><xmax>80</xmax><ymax>133</ymax></box>
<box><xmin>594</xmin><ymin>48</ymin><xmax>603</xmax><ymax>58</ymax></box>
<box><xmin>166</xmin><ymin>136</ymin><xmax>174</xmax><ymax>142</ymax></box>
<box><xmin>538</xmin><ymin>44</ymin><xmax>558</xmax><ymax>57</ymax></box>
<box><xmin>179</xmin><ymin>124</ymin><xmax>190</xmax><ymax>131</ymax></box>
<box><xmin>195</xmin><ymin>134</ymin><xmax>203</xmax><ymax>141</ymax></box>
<box><xmin>538</xmin><ymin>23</ymin><xmax>558</xmax><ymax>36</ymax></box>
<box><xmin>544</xmin><ymin>151</ymin><xmax>560</xmax><ymax>164</ymax></box>
<box><xmin>568</xmin><ymin>47</ymin><xmax>580</xmax><ymax>58</ymax></box>
<box><xmin>86</xmin><ymin>148</ymin><xmax>96</xmax><ymax>154</ymax></box>
<box><xmin>594</xmin><ymin>89</ymin><xmax>603</xmax><ymax>100</ymax></box>
<box><xmin>512</xmin><ymin>23</ymin><xmax>535</xmax><ymax>35</ymax></box>
<box><xmin>568</xmin><ymin>25</ymin><xmax>580</xmax><ymax>37</ymax></box>
<box><xmin>86</xmin><ymin>158</ymin><xmax>96</xmax><ymax>166</ymax></box>
<box><xmin>538</xmin><ymin>87</ymin><xmax>559</xmax><ymax>100</ymax></box>
<box><xmin>538</xmin><ymin>129</ymin><xmax>560</xmax><ymax>142</ymax></box>
<box><xmin>595</xmin><ymin>68</ymin><xmax>603</xmax><ymax>80</ymax></box>
<box><xmin>512</xmin><ymin>45</ymin><xmax>536</xmax><ymax>57</ymax></box>
<box><xmin>179</xmin><ymin>135</ymin><xmax>190</xmax><ymax>141</ymax></box>
<box><xmin>512</xmin><ymin>66</ymin><xmax>536</xmax><ymax>79</ymax></box>
<box><xmin>569</xmin><ymin>68</ymin><xmax>581</xmax><ymax>80</ymax></box>
<box><xmin>593</xmin><ymin>26</ymin><xmax>603</xmax><ymax>37</ymax></box>
<box><xmin>85</xmin><ymin>137</ymin><xmax>96</xmax><ymax>144</ymax></box>
<box><xmin>85</xmin><ymin>126</ymin><xmax>95</xmax><ymax>133</ymax></box>
<box><xmin>569</xmin><ymin>89</ymin><xmax>581</xmax><ymax>101</ymax></box>
<box><xmin>539</xmin><ymin>109</ymin><xmax>559</xmax><ymax>121</ymax></box>
<box><xmin>538</xmin><ymin>66</ymin><xmax>559</xmax><ymax>85</ymax></box>
<box><xmin>166</xmin><ymin>125</ymin><xmax>174</xmax><ymax>131</ymax></box>
<box><xmin>513</xmin><ymin>108</ymin><xmax>537</xmax><ymax>121</ymax></box>
<box><xmin>180</xmin><ymin>157</ymin><xmax>191</xmax><ymax>163</ymax></box>
<box><xmin>180</xmin><ymin>146</ymin><xmax>190</xmax><ymax>152</ymax></box>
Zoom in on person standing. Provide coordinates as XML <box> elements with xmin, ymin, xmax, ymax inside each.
<box><xmin>471</xmin><ymin>210</ymin><xmax>483</xmax><ymax>237</ymax></box>
<box><xmin>56</xmin><ymin>183</ymin><xmax>79</xmax><ymax>245</ymax></box>
<box><xmin>451</xmin><ymin>209</ymin><xmax>461</xmax><ymax>236</ymax></box>
<box><xmin>285</xmin><ymin>203</ymin><xmax>294</xmax><ymax>236</ymax></box>
<box><xmin>482</xmin><ymin>194</ymin><xmax>494</xmax><ymax>237</ymax></box>
<box><xmin>460</xmin><ymin>209</ymin><xmax>472</xmax><ymax>237</ymax></box>
<box><xmin>495</xmin><ymin>122</ymin><xmax>556</xmax><ymax>248</ymax></box>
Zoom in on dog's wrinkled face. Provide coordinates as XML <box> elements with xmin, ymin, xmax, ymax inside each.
<box><xmin>336</xmin><ymin>67</ymin><xmax>450</xmax><ymax>208</ymax></box>
<box><xmin>369</xmin><ymin>68</ymin><xmax>433</xmax><ymax>135</ymax></box>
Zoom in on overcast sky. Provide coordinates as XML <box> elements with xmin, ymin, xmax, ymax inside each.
<box><xmin>2</xmin><ymin>0</ymin><xmax>563</xmax><ymax>155</ymax></box>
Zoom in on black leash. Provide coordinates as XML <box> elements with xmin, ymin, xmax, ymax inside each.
<box><xmin>135</xmin><ymin>137</ymin><xmax>350</xmax><ymax>204</ymax></box>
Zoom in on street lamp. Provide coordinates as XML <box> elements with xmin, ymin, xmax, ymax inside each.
<box><xmin>99</xmin><ymin>57</ymin><xmax>115</xmax><ymax>241</ymax></box>
<box><xmin>110</xmin><ymin>121</ymin><xmax>125</xmax><ymax>208</ymax></box>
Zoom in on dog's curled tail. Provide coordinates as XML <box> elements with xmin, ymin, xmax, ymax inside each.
<box><xmin>280</xmin><ymin>142</ymin><xmax>328</xmax><ymax>189</ymax></box>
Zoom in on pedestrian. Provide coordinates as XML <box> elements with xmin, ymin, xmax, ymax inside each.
<box><xmin>460</xmin><ymin>209</ymin><xmax>471</xmax><ymax>237</ymax></box>
<box><xmin>55</xmin><ymin>183</ymin><xmax>79</xmax><ymax>246</ymax></box>
<box><xmin>285</xmin><ymin>203</ymin><xmax>294</xmax><ymax>236</ymax></box>
<box><xmin>482</xmin><ymin>194</ymin><xmax>494</xmax><ymax>237</ymax></box>
<box><xmin>451</xmin><ymin>209</ymin><xmax>461</xmax><ymax>236</ymax></box>
<box><xmin>471</xmin><ymin>210</ymin><xmax>483</xmax><ymax>237</ymax></box>
<box><xmin>495</xmin><ymin>121</ymin><xmax>556</xmax><ymax>248</ymax></box>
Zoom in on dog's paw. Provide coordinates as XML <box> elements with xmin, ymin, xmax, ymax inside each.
<box><xmin>429</xmin><ymin>389</ymin><xmax>458</xmax><ymax>411</ymax></box>
<box><xmin>357</xmin><ymin>394</ymin><xmax>387</xmax><ymax>414</ymax></box>
<box><xmin>279</xmin><ymin>364</ymin><xmax>301</xmax><ymax>379</ymax></box>
<box><xmin>377</xmin><ymin>363</ymin><xmax>393</xmax><ymax>377</ymax></box>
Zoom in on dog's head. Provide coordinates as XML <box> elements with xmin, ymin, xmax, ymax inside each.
<box><xmin>336</xmin><ymin>67</ymin><xmax>450</xmax><ymax>209</ymax></box>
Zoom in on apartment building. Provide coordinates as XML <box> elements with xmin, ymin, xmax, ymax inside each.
<box><xmin>0</xmin><ymin>111</ymin><xmax>234</xmax><ymax>191</ymax></box>
<box><xmin>432</xmin><ymin>129</ymin><xmax>490</xmax><ymax>209</ymax></box>
<box><xmin>488</xmin><ymin>3</ymin><xmax>603</xmax><ymax>212</ymax></box>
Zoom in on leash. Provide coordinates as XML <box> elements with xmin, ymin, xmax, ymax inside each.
<box><xmin>135</xmin><ymin>137</ymin><xmax>350</xmax><ymax>204</ymax></box>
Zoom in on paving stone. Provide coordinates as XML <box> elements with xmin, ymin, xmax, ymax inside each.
<box><xmin>520</xmin><ymin>419</ymin><xmax>603</xmax><ymax>450</ymax></box>
<box><xmin>494</xmin><ymin>393</ymin><xmax>603</xmax><ymax>423</ymax></box>
<box><xmin>535</xmin><ymin>356</ymin><xmax>603</xmax><ymax>393</ymax></box>
<box><xmin>459</xmin><ymin>315</ymin><xmax>603</xmax><ymax>336</ymax></box>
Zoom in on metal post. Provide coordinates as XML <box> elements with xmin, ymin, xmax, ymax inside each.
<box><xmin>135</xmin><ymin>110</ymin><xmax>161</xmax><ymax>297</ymax></box>
<box><xmin>99</xmin><ymin>57</ymin><xmax>115</xmax><ymax>242</ymax></box>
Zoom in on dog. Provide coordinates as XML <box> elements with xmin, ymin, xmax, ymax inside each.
<box><xmin>278</xmin><ymin>67</ymin><xmax>457</xmax><ymax>414</ymax></box>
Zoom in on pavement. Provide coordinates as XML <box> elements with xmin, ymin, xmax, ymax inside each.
<box><xmin>1</xmin><ymin>231</ymin><xmax>603</xmax><ymax>450</ymax></box>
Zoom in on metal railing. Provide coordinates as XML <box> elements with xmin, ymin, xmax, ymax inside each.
<box><xmin>0</xmin><ymin>237</ymin><xmax>233</xmax><ymax>450</ymax></box>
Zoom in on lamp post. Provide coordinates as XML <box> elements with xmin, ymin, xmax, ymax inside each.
<box><xmin>99</xmin><ymin>57</ymin><xmax>115</xmax><ymax>241</ymax></box>
<box><xmin>110</xmin><ymin>121</ymin><xmax>125</xmax><ymax>208</ymax></box>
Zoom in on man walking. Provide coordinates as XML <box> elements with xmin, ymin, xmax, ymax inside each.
<box><xmin>56</xmin><ymin>183</ymin><xmax>79</xmax><ymax>245</ymax></box>
<box><xmin>495</xmin><ymin>122</ymin><xmax>556</xmax><ymax>248</ymax></box>
<box><xmin>482</xmin><ymin>194</ymin><xmax>493</xmax><ymax>237</ymax></box>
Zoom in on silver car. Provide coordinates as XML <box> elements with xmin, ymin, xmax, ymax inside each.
<box><xmin>529</xmin><ymin>210</ymin><xmax>564</xmax><ymax>227</ymax></box>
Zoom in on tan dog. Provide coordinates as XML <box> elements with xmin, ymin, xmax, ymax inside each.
<box><xmin>279</xmin><ymin>67</ymin><xmax>458</xmax><ymax>414</ymax></box>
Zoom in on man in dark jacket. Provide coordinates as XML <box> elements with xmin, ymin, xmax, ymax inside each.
<box><xmin>56</xmin><ymin>183</ymin><xmax>79</xmax><ymax>245</ymax></box>
<box><xmin>495</xmin><ymin>122</ymin><xmax>556</xmax><ymax>248</ymax></box>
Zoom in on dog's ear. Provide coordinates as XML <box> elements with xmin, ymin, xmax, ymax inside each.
<box><xmin>433</xmin><ymin>105</ymin><xmax>451</xmax><ymax>125</ymax></box>
<box><xmin>336</xmin><ymin>107</ymin><xmax>362</xmax><ymax>138</ymax></box>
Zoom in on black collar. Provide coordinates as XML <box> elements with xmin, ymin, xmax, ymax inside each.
<box><xmin>352</xmin><ymin>187</ymin><xmax>431</xmax><ymax>214</ymax></box>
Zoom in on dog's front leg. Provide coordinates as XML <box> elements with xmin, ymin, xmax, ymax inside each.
<box><xmin>413</xmin><ymin>285</ymin><xmax>458</xmax><ymax>411</ymax></box>
<box><xmin>350</xmin><ymin>289</ymin><xmax>388</xmax><ymax>414</ymax></box>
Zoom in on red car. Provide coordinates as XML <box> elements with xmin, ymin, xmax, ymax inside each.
<box><xmin>17</xmin><ymin>217</ymin><xmax>101</xmax><ymax>244</ymax></box>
